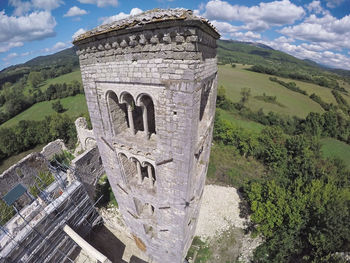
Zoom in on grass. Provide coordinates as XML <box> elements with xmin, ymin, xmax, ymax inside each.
<box><xmin>320</xmin><ymin>138</ymin><xmax>350</xmax><ymax>168</ymax></box>
<box><xmin>0</xmin><ymin>144</ymin><xmax>44</xmax><ymax>174</ymax></box>
<box><xmin>218</xmin><ymin>64</ymin><xmax>330</xmax><ymax>118</ymax></box>
<box><xmin>217</xmin><ymin>108</ymin><xmax>265</xmax><ymax>133</ymax></box>
<box><xmin>22</xmin><ymin>69</ymin><xmax>82</xmax><ymax>96</ymax></box>
<box><xmin>38</xmin><ymin>69</ymin><xmax>82</xmax><ymax>92</ymax></box>
<box><xmin>186</xmin><ymin>236</ymin><xmax>212</xmax><ymax>263</ymax></box>
<box><xmin>1</xmin><ymin>94</ymin><xmax>88</xmax><ymax>128</ymax></box>
<box><xmin>208</xmin><ymin>144</ymin><xmax>267</xmax><ymax>188</ymax></box>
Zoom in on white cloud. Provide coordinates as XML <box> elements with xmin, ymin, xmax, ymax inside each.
<box><xmin>42</xmin><ymin>41</ymin><xmax>69</xmax><ymax>53</ymax></box>
<box><xmin>0</xmin><ymin>11</ymin><xmax>56</xmax><ymax>45</ymax></box>
<box><xmin>0</xmin><ymin>9</ymin><xmax>57</xmax><ymax>54</ymax></box>
<box><xmin>231</xmin><ymin>31</ymin><xmax>261</xmax><ymax>41</ymax></box>
<box><xmin>326</xmin><ymin>0</ymin><xmax>345</xmax><ymax>8</ymax></box>
<box><xmin>64</xmin><ymin>6</ymin><xmax>88</xmax><ymax>17</ymax></box>
<box><xmin>77</xmin><ymin>0</ymin><xmax>118</xmax><ymax>8</ymax></box>
<box><xmin>261</xmin><ymin>39</ymin><xmax>350</xmax><ymax>70</ymax></box>
<box><xmin>72</xmin><ymin>28</ymin><xmax>86</xmax><ymax>39</ymax></box>
<box><xmin>9</xmin><ymin>0</ymin><xmax>32</xmax><ymax>16</ymax></box>
<box><xmin>2</xmin><ymin>52</ymin><xmax>19</xmax><ymax>61</ymax></box>
<box><xmin>306</xmin><ymin>1</ymin><xmax>324</xmax><ymax>14</ymax></box>
<box><xmin>101</xmin><ymin>8</ymin><xmax>143</xmax><ymax>25</ymax></box>
<box><xmin>0</xmin><ymin>42</ymin><xmax>23</xmax><ymax>53</ymax></box>
<box><xmin>21</xmin><ymin>51</ymin><xmax>30</xmax><ymax>56</ymax></box>
<box><xmin>32</xmin><ymin>0</ymin><xmax>63</xmax><ymax>10</ymax></box>
<box><xmin>274</xmin><ymin>36</ymin><xmax>294</xmax><ymax>43</ymax></box>
<box><xmin>211</xmin><ymin>20</ymin><xmax>238</xmax><ymax>34</ymax></box>
<box><xmin>280</xmin><ymin>14</ymin><xmax>350</xmax><ymax>49</ymax></box>
<box><xmin>9</xmin><ymin>0</ymin><xmax>63</xmax><ymax>15</ymax></box>
<box><xmin>203</xmin><ymin>0</ymin><xmax>305</xmax><ymax>31</ymax></box>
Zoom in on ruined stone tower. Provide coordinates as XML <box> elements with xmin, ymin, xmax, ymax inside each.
<box><xmin>73</xmin><ymin>9</ymin><xmax>219</xmax><ymax>263</ymax></box>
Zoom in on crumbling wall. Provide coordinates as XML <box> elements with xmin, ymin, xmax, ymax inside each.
<box><xmin>75</xmin><ymin>117</ymin><xmax>96</xmax><ymax>150</ymax></box>
<box><xmin>0</xmin><ymin>153</ymin><xmax>49</xmax><ymax>205</ymax></box>
<box><xmin>40</xmin><ymin>139</ymin><xmax>67</xmax><ymax>160</ymax></box>
<box><xmin>71</xmin><ymin>146</ymin><xmax>104</xmax><ymax>200</ymax></box>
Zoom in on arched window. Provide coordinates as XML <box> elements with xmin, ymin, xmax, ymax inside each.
<box><xmin>119</xmin><ymin>153</ymin><xmax>137</xmax><ymax>183</ymax></box>
<box><xmin>120</xmin><ymin>92</ymin><xmax>144</xmax><ymax>134</ymax></box>
<box><xmin>107</xmin><ymin>91</ymin><xmax>128</xmax><ymax>135</ymax></box>
<box><xmin>138</xmin><ymin>94</ymin><xmax>156</xmax><ymax>138</ymax></box>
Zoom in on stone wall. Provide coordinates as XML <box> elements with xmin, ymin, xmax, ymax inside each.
<box><xmin>40</xmin><ymin>139</ymin><xmax>67</xmax><ymax>159</ymax></box>
<box><xmin>73</xmin><ymin>9</ymin><xmax>219</xmax><ymax>263</ymax></box>
<box><xmin>0</xmin><ymin>153</ymin><xmax>49</xmax><ymax>206</ymax></box>
<box><xmin>71</xmin><ymin>146</ymin><xmax>104</xmax><ymax>200</ymax></box>
<box><xmin>75</xmin><ymin>117</ymin><xmax>96</xmax><ymax>150</ymax></box>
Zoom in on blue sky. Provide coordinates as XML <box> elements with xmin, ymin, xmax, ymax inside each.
<box><xmin>0</xmin><ymin>0</ymin><xmax>349</xmax><ymax>70</ymax></box>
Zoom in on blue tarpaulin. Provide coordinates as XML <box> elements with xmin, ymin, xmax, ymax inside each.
<box><xmin>2</xmin><ymin>184</ymin><xmax>27</xmax><ymax>206</ymax></box>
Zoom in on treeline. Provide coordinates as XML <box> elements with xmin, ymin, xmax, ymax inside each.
<box><xmin>0</xmin><ymin>62</ymin><xmax>76</xmax><ymax>88</ymax></box>
<box><xmin>250</xmin><ymin>64</ymin><xmax>345</xmax><ymax>91</ymax></box>
<box><xmin>217</xmin><ymin>86</ymin><xmax>350</xmax><ymax>143</ymax></box>
<box><xmin>0</xmin><ymin>80</ymin><xmax>83</xmax><ymax>125</ymax></box>
<box><xmin>309</xmin><ymin>93</ymin><xmax>333</xmax><ymax>111</ymax></box>
<box><xmin>332</xmin><ymin>90</ymin><xmax>350</xmax><ymax>115</ymax></box>
<box><xmin>214</xmin><ymin>92</ymin><xmax>350</xmax><ymax>262</ymax></box>
<box><xmin>0</xmin><ymin>114</ymin><xmax>77</xmax><ymax>162</ymax></box>
<box><xmin>269</xmin><ymin>77</ymin><xmax>307</xmax><ymax>95</ymax></box>
<box><xmin>269</xmin><ymin>78</ymin><xmax>350</xmax><ymax>114</ymax></box>
<box><xmin>35</xmin><ymin>81</ymin><xmax>84</xmax><ymax>101</ymax></box>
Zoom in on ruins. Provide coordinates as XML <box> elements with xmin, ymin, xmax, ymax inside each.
<box><xmin>0</xmin><ymin>139</ymin><xmax>104</xmax><ymax>263</ymax></box>
<box><xmin>73</xmin><ymin>8</ymin><xmax>219</xmax><ymax>263</ymax></box>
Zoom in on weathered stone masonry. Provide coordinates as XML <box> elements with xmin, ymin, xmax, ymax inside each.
<box><xmin>73</xmin><ymin>9</ymin><xmax>219</xmax><ymax>263</ymax></box>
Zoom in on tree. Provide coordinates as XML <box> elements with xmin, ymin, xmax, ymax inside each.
<box><xmin>52</xmin><ymin>100</ymin><xmax>64</xmax><ymax>113</ymax></box>
<box><xmin>236</xmin><ymin>88</ymin><xmax>251</xmax><ymax>110</ymax></box>
<box><xmin>28</xmin><ymin>71</ymin><xmax>43</xmax><ymax>88</ymax></box>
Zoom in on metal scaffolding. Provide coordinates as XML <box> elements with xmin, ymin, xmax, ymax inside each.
<box><xmin>0</xmin><ymin>160</ymin><xmax>102</xmax><ymax>263</ymax></box>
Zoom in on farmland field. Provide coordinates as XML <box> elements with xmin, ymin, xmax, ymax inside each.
<box><xmin>1</xmin><ymin>94</ymin><xmax>88</xmax><ymax>128</ymax></box>
<box><xmin>218</xmin><ymin>64</ymin><xmax>331</xmax><ymax>118</ymax></box>
<box><xmin>217</xmin><ymin>108</ymin><xmax>264</xmax><ymax>133</ymax></box>
<box><xmin>38</xmin><ymin>69</ymin><xmax>82</xmax><ymax>91</ymax></box>
<box><xmin>321</xmin><ymin>138</ymin><xmax>350</xmax><ymax>168</ymax></box>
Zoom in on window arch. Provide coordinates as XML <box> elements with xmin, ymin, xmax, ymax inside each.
<box><xmin>137</xmin><ymin>94</ymin><xmax>156</xmax><ymax>138</ymax></box>
<box><xmin>107</xmin><ymin>91</ymin><xmax>128</xmax><ymax>135</ymax></box>
<box><xmin>120</xmin><ymin>92</ymin><xmax>144</xmax><ymax>134</ymax></box>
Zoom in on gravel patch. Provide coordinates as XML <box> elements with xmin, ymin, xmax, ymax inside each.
<box><xmin>195</xmin><ymin>184</ymin><xmax>245</xmax><ymax>240</ymax></box>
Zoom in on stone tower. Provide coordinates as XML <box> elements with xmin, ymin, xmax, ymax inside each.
<box><xmin>73</xmin><ymin>9</ymin><xmax>219</xmax><ymax>263</ymax></box>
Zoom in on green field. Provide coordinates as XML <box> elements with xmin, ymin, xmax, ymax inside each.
<box><xmin>1</xmin><ymin>94</ymin><xmax>88</xmax><ymax>128</ymax></box>
<box><xmin>217</xmin><ymin>108</ymin><xmax>264</xmax><ymax>133</ymax></box>
<box><xmin>208</xmin><ymin>144</ymin><xmax>266</xmax><ymax>187</ymax></box>
<box><xmin>21</xmin><ymin>69</ymin><xmax>82</xmax><ymax>96</ymax></box>
<box><xmin>321</xmin><ymin>138</ymin><xmax>350</xmax><ymax>168</ymax></box>
<box><xmin>218</xmin><ymin>64</ymin><xmax>332</xmax><ymax>118</ymax></box>
<box><xmin>38</xmin><ymin>69</ymin><xmax>82</xmax><ymax>91</ymax></box>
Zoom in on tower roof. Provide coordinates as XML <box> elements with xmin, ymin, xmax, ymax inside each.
<box><xmin>73</xmin><ymin>8</ymin><xmax>220</xmax><ymax>44</ymax></box>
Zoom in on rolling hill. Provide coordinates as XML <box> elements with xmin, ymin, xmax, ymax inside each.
<box><xmin>0</xmin><ymin>47</ymin><xmax>78</xmax><ymax>87</ymax></box>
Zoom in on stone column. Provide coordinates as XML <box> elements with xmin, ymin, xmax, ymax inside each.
<box><xmin>142</xmin><ymin>104</ymin><xmax>149</xmax><ymax>138</ymax></box>
<box><xmin>136</xmin><ymin>161</ymin><xmax>142</xmax><ymax>184</ymax></box>
<box><xmin>127</xmin><ymin>104</ymin><xmax>135</xmax><ymax>134</ymax></box>
<box><xmin>147</xmin><ymin>165</ymin><xmax>154</xmax><ymax>187</ymax></box>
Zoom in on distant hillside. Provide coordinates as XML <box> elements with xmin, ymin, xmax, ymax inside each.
<box><xmin>0</xmin><ymin>47</ymin><xmax>78</xmax><ymax>86</ymax></box>
<box><xmin>23</xmin><ymin>48</ymin><xmax>78</xmax><ymax>68</ymax></box>
<box><xmin>218</xmin><ymin>40</ymin><xmax>321</xmax><ymax>72</ymax></box>
<box><xmin>217</xmin><ymin>39</ymin><xmax>350</xmax><ymax>86</ymax></box>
